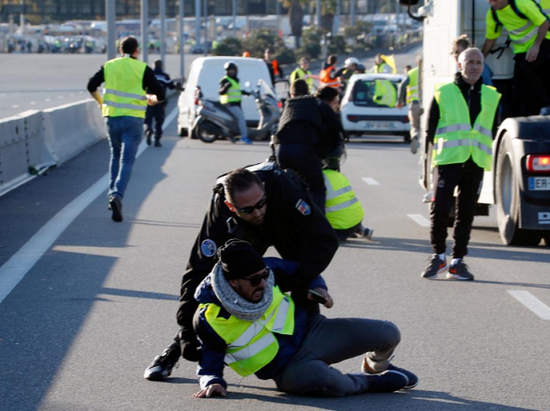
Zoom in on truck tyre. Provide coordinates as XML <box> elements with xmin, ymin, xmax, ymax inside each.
<box><xmin>196</xmin><ymin>122</ymin><xmax>218</xmax><ymax>143</ymax></box>
<box><xmin>495</xmin><ymin>133</ymin><xmax>542</xmax><ymax>246</ymax></box>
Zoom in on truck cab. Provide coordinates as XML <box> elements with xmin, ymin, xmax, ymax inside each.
<box><xmin>401</xmin><ymin>0</ymin><xmax>550</xmax><ymax>246</ymax></box>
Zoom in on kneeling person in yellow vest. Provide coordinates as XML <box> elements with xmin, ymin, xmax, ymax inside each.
<box><xmin>193</xmin><ymin>240</ymin><xmax>418</xmax><ymax>398</ymax></box>
<box><xmin>421</xmin><ymin>48</ymin><xmax>501</xmax><ymax>281</ymax></box>
<box><xmin>87</xmin><ymin>36</ymin><xmax>165</xmax><ymax>222</ymax></box>
<box><xmin>323</xmin><ymin>150</ymin><xmax>374</xmax><ymax>242</ymax></box>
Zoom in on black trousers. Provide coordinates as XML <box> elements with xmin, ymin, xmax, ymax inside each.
<box><xmin>513</xmin><ymin>39</ymin><xmax>550</xmax><ymax>116</ymax></box>
<box><xmin>145</xmin><ymin>104</ymin><xmax>166</xmax><ymax>140</ymax></box>
<box><xmin>430</xmin><ymin>159</ymin><xmax>484</xmax><ymax>259</ymax></box>
<box><xmin>275</xmin><ymin>143</ymin><xmax>326</xmax><ymax>214</ymax></box>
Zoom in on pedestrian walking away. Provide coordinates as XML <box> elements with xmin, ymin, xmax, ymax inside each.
<box><xmin>192</xmin><ymin>240</ymin><xmax>418</xmax><ymax>398</ymax></box>
<box><xmin>145</xmin><ymin>59</ymin><xmax>175</xmax><ymax>147</ymax></box>
<box><xmin>421</xmin><ymin>48</ymin><xmax>501</xmax><ymax>281</ymax></box>
<box><xmin>143</xmin><ymin>162</ymin><xmax>338</xmax><ymax>381</ymax></box>
<box><xmin>87</xmin><ymin>36</ymin><xmax>165</xmax><ymax>222</ymax></box>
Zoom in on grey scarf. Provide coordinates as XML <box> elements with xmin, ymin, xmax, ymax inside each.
<box><xmin>211</xmin><ymin>263</ymin><xmax>274</xmax><ymax>322</ymax></box>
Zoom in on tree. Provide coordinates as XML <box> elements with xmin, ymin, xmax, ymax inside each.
<box><xmin>287</xmin><ymin>0</ymin><xmax>304</xmax><ymax>48</ymax></box>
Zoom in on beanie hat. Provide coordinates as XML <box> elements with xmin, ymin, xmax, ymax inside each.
<box><xmin>217</xmin><ymin>239</ymin><xmax>265</xmax><ymax>280</ymax></box>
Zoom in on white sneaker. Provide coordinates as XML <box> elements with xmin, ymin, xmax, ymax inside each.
<box><xmin>362</xmin><ymin>227</ymin><xmax>374</xmax><ymax>241</ymax></box>
<box><xmin>410</xmin><ymin>136</ymin><xmax>419</xmax><ymax>154</ymax></box>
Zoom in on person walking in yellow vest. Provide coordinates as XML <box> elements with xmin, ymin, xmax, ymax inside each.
<box><xmin>193</xmin><ymin>240</ymin><xmax>418</xmax><ymax>398</ymax></box>
<box><xmin>219</xmin><ymin>61</ymin><xmax>252</xmax><ymax>144</ymax></box>
<box><xmin>481</xmin><ymin>0</ymin><xmax>550</xmax><ymax>115</ymax></box>
<box><xmin>421</xmin><ymin>48</ymin><xmax>501</xmax><ymax>281</ymax></box>
<box><xmin>87</xmin><ymin>36</ymin><xmax>165</xmax><ymax>222</ymax></box>
<box><xmin>290</xmin><ymin>57</ymin><xmax>314</xmax><ymax>94</ymax></box>
<box><xmin>397</xmin><ymin>58</ymin><xmax>423</xmax><ymax>154</ymax></box>
<box><xmin>323</xmin><ymin>149</ymin><xmax>374</xmax><ymax>242</ymax></box>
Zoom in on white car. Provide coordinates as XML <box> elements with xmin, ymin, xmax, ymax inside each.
<box><xmin>177</xmin><ymin>56</ymin><xmax>280</xmax><ymax>138</ymax></box>
<box><xmin>340</xmin><ymin>73</ymin><xmax>411</xmax><ymax>142</ymax></box>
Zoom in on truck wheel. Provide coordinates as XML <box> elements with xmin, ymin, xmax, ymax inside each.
<box><xmin>196</xmin><ymin>122</ymin><xmax>217</xmax><ymax>143</ymax></box>
<box><xmin>495</xmin><ymin>133</ymin><xmax>542</xmax><ymax>246</ymax></box>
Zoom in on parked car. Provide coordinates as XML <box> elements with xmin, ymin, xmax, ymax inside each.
<box><xmin>340</xmin><ymin>73</ymin><xmax>411</xmax><ymax>142</ymax></box>
<box><xmin>178</xmin><ymin>56</ymin><xmax>281</xmax><ymax>138</ymax></box>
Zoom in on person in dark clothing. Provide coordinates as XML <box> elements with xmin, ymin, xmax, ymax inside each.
<box><xmin>192</xmin><ymin>240</ymin><xmax>418</xmax><ymax>398</ymax></box>
<box><xmin>87</xmin><ymin>36</ymin><xmax>165</xmax><ymax>222</ymax></box>
<box><xmin>144</xmin><ymin>163</ymin><xmax>339</xmax><ymax>381</ymax></box>
<box><xmin>274</xmin><ymin>80</ymin><xmax>344</xmax><ymax>212</ymax></box>
<box><xmin>264</xmin><ymin>48</ymin><xmax>284</xmax><ymax>87</ymax></box>
<box><xmin>145</xmin><ymin>59</ymin><xmax>175</xmax><ymax>147</ymax></box>
<box><xmin>421</xmin><ymin>48</ymin><xmax>501</xmax><ymax>281</ymax></box>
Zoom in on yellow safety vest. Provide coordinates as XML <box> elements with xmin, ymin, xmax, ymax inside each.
<box><xmin>204</xmin><ymin>285</ymin><xmax>295</xmax><ymax>377</ymax></box>
<box><xmin>406</xmin><ymin>67</ymin><xmax>419</xmax><ymax>104</ymax></box>
<box><xmin>290</xmin><ymin>67</ymin><xmax>314</xmax><ymax>92</ymax></box>
<box><xmin>373</xmin><ymin>79</ymin><xmax>397</xmax><ymax>107</ymax></box>
<box><xmin>102</xmin><ymin>57</ymin><xmax>148</xmax><ymax>118</ymax></box>
<box><xmin>433</xmin><ymin>83</ymin><xmax>501</xmax><ymax>171</ymax></box>
<box><xmin>485</xmin><ymin>0</ymin><xmax>550</xmax><ymax>54</ymax></box>
<box><xmin>323</xmin><ymin>169</ymin><xmax>364</xmax><ymax>230</ymax></box>
<box><xmin>220</xmin><ymin>76</ymin><xmax>242</xmax><ymax>104</ymax></box>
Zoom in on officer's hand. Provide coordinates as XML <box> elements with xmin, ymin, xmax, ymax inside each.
<box><xmin>309</xmin><ymin>287</ymin><xmax>334</xmax><ymax>309</ymax></box>
<box><xmin>146</xmin><ymin>94</ymin><xmax>159</xmax><ymax>106</ymax></box>
<box><xmin>526</xmin><ymin>44</ymin><xmax>540</xmax><ymax>62</ymax></box>
<box><xmin>181</xmin><ymin>339</ymin><xmax>202</xmax><ymax>362</ymax></box>
<box><xmin>193</xmin><ymin>384</ymin><xmax>227</xmax><ymax>398</ymax></box>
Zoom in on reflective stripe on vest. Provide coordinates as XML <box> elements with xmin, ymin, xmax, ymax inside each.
<box><xmin>323</xmin><ymin>169</ymin><xmax>364</xmax><ymax>230</ymax></box>
<box><xmin>102</xmin><ymin>57</ymin><xmax>147</xmax><ymax>118</ymax></box>
<box><xmin>320</xmin><ymin>65</ymin><xmax>339</xmax><ymax>88</ymax></box>
<box><xmin>204</xmin><ymin>285</ymin><xmax>295</xmax><ymax>377</ymax></box>
<box><xmin>290</xmin><ymin>68</ymin><xmax>314</xmax><ymax>91</ymax></box>
<box><xmin>406</xmin><ymin>67</ymin><xmax>419</xmax><ymax>103</ymax></box>
<box><xmin>220</xmin><ymin>76</ymin><xmax>242</xmax><ymax>104</ymax></box>
<box><xmin>433</xmin><ymin>83</ymin><xmax>501</xmax><ymax>171</ymax></box>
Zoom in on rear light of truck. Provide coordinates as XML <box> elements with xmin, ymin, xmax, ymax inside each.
<box><xmin>526</xmin><ymin>155</ymin><xmax>550</xmax><ymax>173</ymax></box>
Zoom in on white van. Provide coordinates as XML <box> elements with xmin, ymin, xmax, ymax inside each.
<box><xmin>177</xmin><ymin>56</ymin><xmax>280</xmax><ymax>137</ymax></box>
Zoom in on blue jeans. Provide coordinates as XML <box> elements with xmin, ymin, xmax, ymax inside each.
<box><xmin>105</xmin><ymin>116</ymin><xmax>143</xmax><ymax>199</ymax></box>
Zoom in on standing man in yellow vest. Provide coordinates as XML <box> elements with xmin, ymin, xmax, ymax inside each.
<box><xmin>481</xmin><ymin>0</ymin><xmax>550</xmax><ymax>115</ymax></box>
<box><xmin>421</xmin><ymin>48</ymin><xmax>501</xmax><ymax>281</ymax></box>
<box><xmin>193</xmin><ymin>240</ymin><xmax>418</xmax><ymax>398</ymax></box>
<box><xmin>87</xmin><ymin>36</ymin><xmax>165</xmax><ymax>222</ymax></box>
<box><xmin>397</xmin><ymin>58</ymin><xmax>423</xmax><ymax>154</ymax></box>
<box><xmin>290</xmin><ymin>57</ymin><xmax>314</xmax><ymax>94</ymax></box>
<box><xmin>219</xmin><ymin>61</ymin><xmax>252</xmax><ymax>144</ymax></box>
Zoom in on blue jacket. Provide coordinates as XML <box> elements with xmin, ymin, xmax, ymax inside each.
<box><xmin>194</xmin><ymin>258</ymin><xmax>327</xmax><ymax>390</ymax></box>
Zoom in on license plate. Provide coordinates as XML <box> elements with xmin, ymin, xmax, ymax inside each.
<box><xmin>529</xmin><ymin>177</ymin><xmax>550</xmax><ymax>191</ymax></box>
<box><xmin>364</xmin><ymin>121</ymin><xmax>395</xmax><ymax>130</ymax></box>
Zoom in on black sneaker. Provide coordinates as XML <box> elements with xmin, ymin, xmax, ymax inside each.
<box><xmin>446</xmin><ymin>260</ymin><xmax>475</xmax><ymax>281</ymax></box>
<box><xmin>109</xmin><ymin>196</ymin><xmax>123</xmax><ymax>222</ymax></box>
<box><xmin>362</xmin><ymin>227</ymin><xmax>374</xmax><ymax>241</ymax></box>
<box><xmin>386</xmin><ymin>364</ymin><xmax>419</xmax><ymax>389</ymax></box>
<box><xmin>154</xmin><ymin>140</ymin><xmax>162</xmax><ymax>147</ymax></box>
<box><xmin>144</xmin><ymin>345</ymin><xmax>180</xmax><ymax>381</ymax></box>
<box><xmin>365</xmin><ymin>370</ymin><xmax>409</xmax><ymax>392</ymax></box>
<box><xmin>421</xmin><ymin>254</ymin><xmax>447</xmax><ymax>279</ymax></box>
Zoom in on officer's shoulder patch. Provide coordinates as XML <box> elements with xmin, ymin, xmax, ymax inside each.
<box><xmin>201</xmin><ymin>239</ymin><xmax>217</xmax><ymax>258</ymax></box>
<box><xmin>295</xmin><ymin>199</ymin><xmax>311</xmax><ymax>216</ymax></box>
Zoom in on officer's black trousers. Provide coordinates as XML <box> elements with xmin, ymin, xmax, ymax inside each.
<box><xmin>275</xmin><ymin>143</ymin><xmax>326</xmax><ymax>214</ymax></box>
<box><xmin>145</xmin><ymin>104</ymin><xmax>166</xmax><ymax>140</ymax></box>
<box><xmin>430</xmin><ymin>159</ymin><xmax>484</xmax><ymax>259</ymax></box>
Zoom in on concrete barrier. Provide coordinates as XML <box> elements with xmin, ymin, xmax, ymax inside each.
<box><xmin>42</xmin><ymin>99</ymin><xmax>106</xmax><ymax>165</ymax></box>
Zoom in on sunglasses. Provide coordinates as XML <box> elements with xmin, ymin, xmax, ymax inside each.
<box><xmin>235</xmin><ymin>196</ymin><xmax>268</xmax><ymax>215</ymax></box>
<box><xmin>244</xmin><ymin>268</ymin><xmax>270</xmax><ymax>287</ymax></box>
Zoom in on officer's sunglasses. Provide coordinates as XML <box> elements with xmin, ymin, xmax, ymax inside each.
<box><xmin>244</xmin><ymin>268</ymin><xmax>270</xmax><ymax>287</ymax></box>
<box><xmin>236</xmin><ymin>196</ymin><xmax>268</xmax><ymax>215</ymax></box>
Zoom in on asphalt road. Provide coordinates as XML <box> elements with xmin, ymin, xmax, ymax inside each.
<box><xmin>1</xmin><ymin>48</ymin><xmax>550</xmax><ymax>411</ymax></box>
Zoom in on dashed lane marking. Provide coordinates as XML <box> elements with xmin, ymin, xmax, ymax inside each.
<box><xmin>407</xmin><ymin>214</ymin><xmax>431</xmax><ymax>227</ymax></box>
<box><xmin>362</xmin><ymin>177</ymin><xmax>380</xmax><ymax>186</ymax></box>
<box><xmin>508</xmin><ymin>290</ymin><xmax>550</xmax><ymax>320</ymax></box>
<box><xmin>11</xmin><ymin>105</ymin><xmax>19</xmax><ymax>108</ymax></box>
<box><xmin>30</xmin><ymin>101</ymin><xmax>36</xmax><ymax>105</ymax></box>
<box><xmin>0</xmin><ymin>106</ymin><xmax>178</xmax><ymax>306</ymax></box>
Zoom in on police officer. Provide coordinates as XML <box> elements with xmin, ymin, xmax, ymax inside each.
<box><xmin>290</xmin><ymin>57</ymin><xmax>314</xmax><ymax>94</ymax></box>
<box><xmin>144</xmin><ymin>162</ymin><xmax>339</xmax><ymax>380</ymax></box>
<box><xmin>421</xmin><ymin>48</ymin><xmax>501</xmax><ymax>281</ymax></box>
<box><xmin>219</xmin><ymin>61</ymin><xmax>252</xmax><ymax>144</ymax></box>
<box><xmin>87</xmin><ymin>36</ymin><xmax>165</xmax><ymax>222</ymax></box>
<box><xmin>397</xmin><ymin>58</ymin><xmax>422</xmax><ymax>154</ymax></box>
<box><xmin>274</xmin><ymin>80</ymin><xmax>344</xmax><ymax>212</ymax></box>
<box><xmin>481</xmin><ymin>0</ymin><xmax>550</xmax><ymax>115</ymax></box>
<box><xmin>145</xmin><ymin>60</ymin><xmax>175</xmax><ymax>147</ymax></box>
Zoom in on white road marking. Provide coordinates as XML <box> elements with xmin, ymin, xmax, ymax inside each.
<box><xmin>0</xmin><ymin>105</ymin><xmax>178</xmax><ymax>306</ymax></box>
<box><xmin>11</xmin><ymin>105</ymin><xmax>19</xmax><ymax>108</ymax></box>
<box><xmin>508</xmin><ymin>290</ymin><xmax>550</xmax><ymax>320</ymax></box>
<box><xmin>45</xmin><ymin>98</ymin><xmax>51</xmax><ymax>102</ymax></box>
<box><xmin>30</xmin><ymin>101</ymin><xmax>36</xmax><ymax>105</ymax></box>
<box><xmin>58</xmin><ymin>95</ymin><xmax>64</xmax><ymax>99</ymax></box>
<box><xmin>407</xmin><ymin>214</ymin><xmax>431</xmax><ymax>227</ymax></box>
<box><xmin>362</xmin><ymin>177</ymin><xmax>380</xmax><ymax>186</ymax></box>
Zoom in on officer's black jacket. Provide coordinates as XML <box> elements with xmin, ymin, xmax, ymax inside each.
<box><xmin>177</xmin><ymin>161</ymin><xmax>339</xmax><ymax>339</ymax></box>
